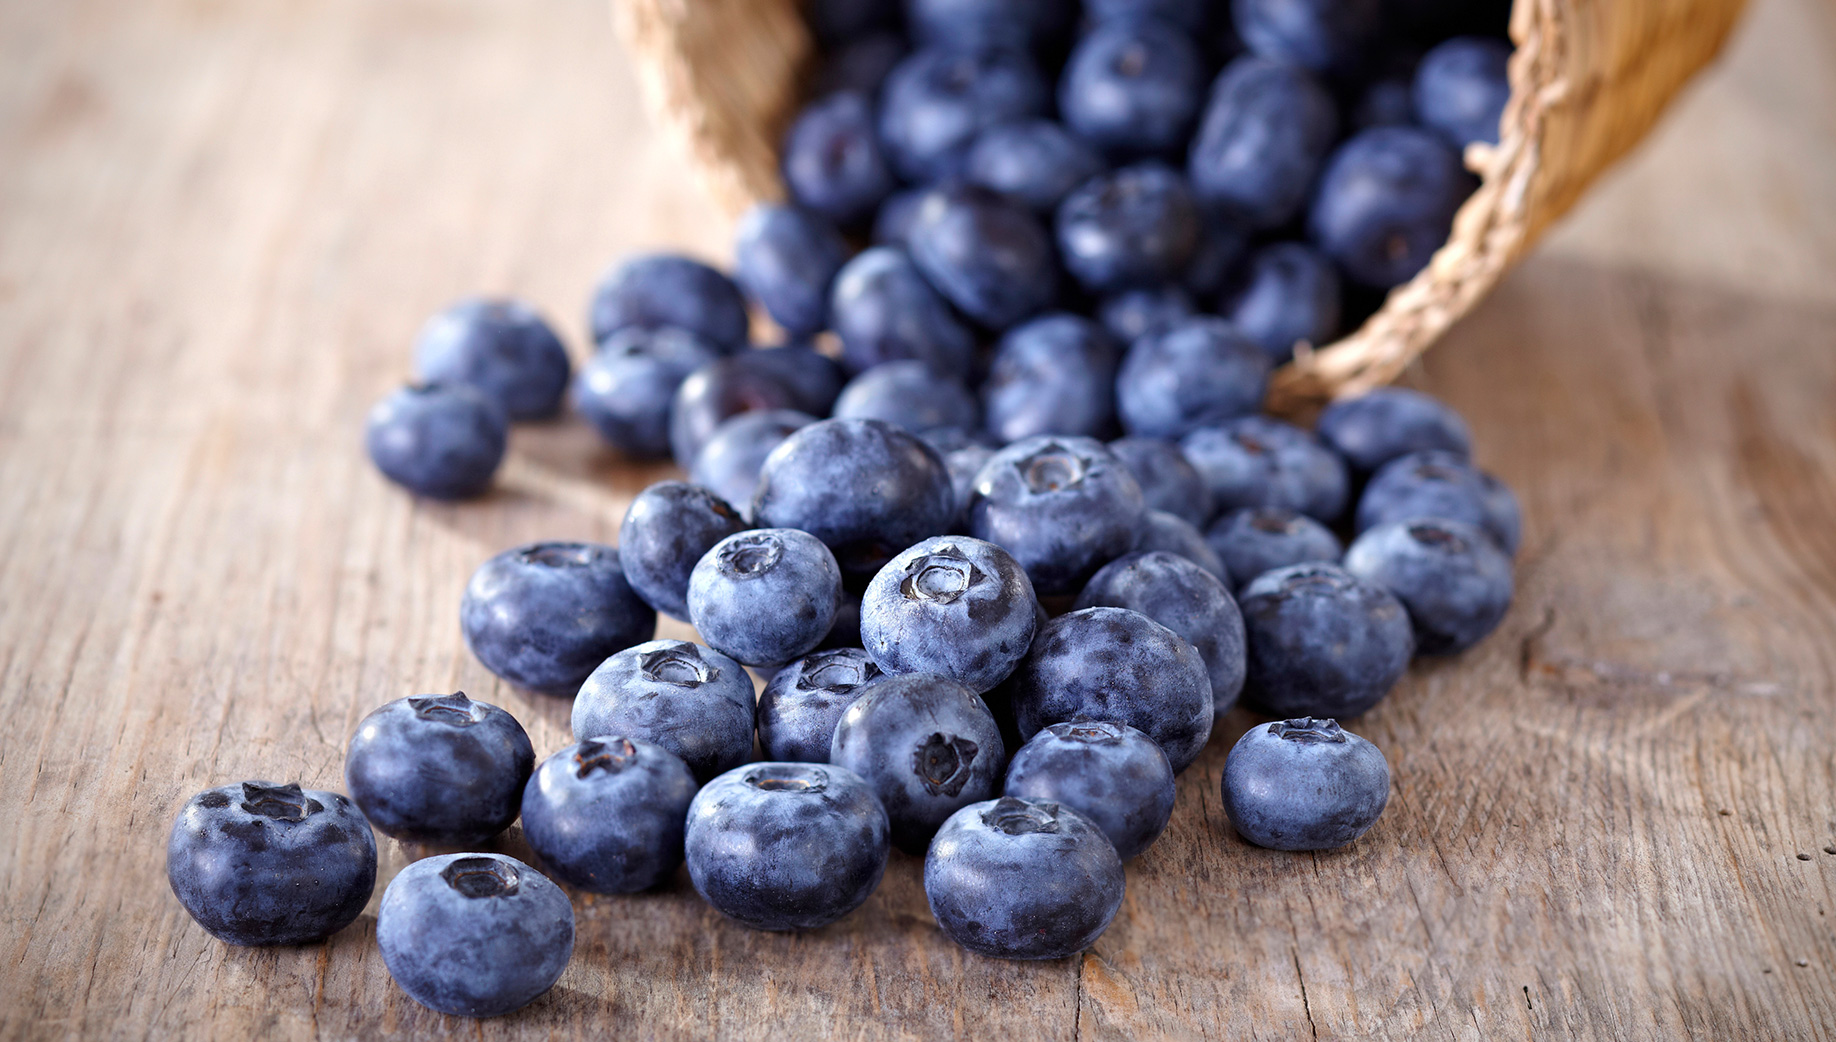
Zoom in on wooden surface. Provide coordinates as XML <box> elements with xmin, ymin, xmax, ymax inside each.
<box><xmin>2</xmin><ymin>0</ymin><xmax>1834</xmax><ymax>1039</ymax></box>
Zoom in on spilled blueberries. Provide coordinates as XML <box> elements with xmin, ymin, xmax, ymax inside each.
<box><xmin>176</xmin><ymin>0</ymin><xmax>1527</xmax><ymax>1019</ymax></box>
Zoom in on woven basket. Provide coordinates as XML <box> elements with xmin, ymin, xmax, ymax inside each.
<box><xmin>611</xmin><ymin>0</ymin><xmax>1747</xmax><ymax>413</ymax></box>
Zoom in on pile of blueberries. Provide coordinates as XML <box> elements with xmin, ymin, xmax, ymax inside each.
<box><xmin>172</xmin><ymin>0</ymin><xmax>1527</xmax><ymax>1022</ymax></box>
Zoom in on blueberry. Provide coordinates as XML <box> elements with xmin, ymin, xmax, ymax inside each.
<box><xmin>783</xmin><ymin>91</ymin><xmax>897</xmax><ymax>227</ymax></box>
<box><xmin>685</xmin><ymin>762</ymin><xmax>890</xmax><ymax>930</ymax></box>
<box><xmin>910</xmin><ymin>185</ymin><xmax>1058</xmax><ymax>331</ymax></box>
<box><xmin>829</xmin><ymin>247</ymin><xmax>978</xmax><ymax>375</ymax></box>
<box><xmin>734</xmin><ymin>204</ymin><xmax>851</xmax><ymax>337</ymax></box>
<box><xmin>618</xmin><ymin>482</ymin><xmax>749</xmax><ymax>622</ymax></box>
<box><xmin>1116</xmin><ymin>317</ymin><xmax>1271</xmax><ymax>439</ymax></box>
<box><xmin>1055</xmin><ymin>163</ymin><xmax>1202</xmax><ymax>293</ymax></box>
<box><xmin>376</xmin><ymin>853</ymin><xmax>574</xmax><ymax>1018</ymax></box>
<box><xmin>1222</xmin><ymin>717</ymin><xmax>1389</xmax><ymax>850</ymax></box>
<box><xmin>1131</xmin><ymin>510</ymin><xmax>1230</xmax><ymax>582</ymax></box>
<box><xmin>1108</xmin><ymin>436</ymin><xmax>1214</xmax><ymax>526</ymax></box>
<box><xmin>1231</xmin><ymin>0</ymin><xmax>1380</xmax><ymax>74</ymax></box>
<box><xmin>1315</xmin><ymin>387</ymin><xmax>1473</xmax><ymax>475</ymax></box>
<box><xmin>813</xmin><ymin>33</ymin><xmax>910</xmax><ymax>98</ymax></box>
<box><xmin>688</xmin><ymin>528</ymin><xmax>844</xmax><ymax>667</ymax></box>
<box><xmin>861</xmin><ymin>536</ymin><xmax>1039</xmax><ymax>694</ymax></box>
<box><xmin>1097</xmin><ymin>285</ymin><xmax>1195</xmax><ymax>345</ymax></box>
<box><xmin>1344</xmin><ymin>518</ymin><xmax>1513</xmax><ymax>654</ymax></box>
<box><xmin>751</xmin><ymin>417</ymin><xmax>957</xmax><ymax>578</ymax></box>
<box><xmin>964</xmin><ymin>120</ymin><xmax>1107</xmax><ymax>214</ymax></box>
<box><xmin>1008</xmin><ymin>606</ymin><xmax>1213</xmax><ymax>771</ymax></box>
<box><xmin>982</xmin><ymin>313</ymin><xmax>1120</xmax><ymax>443</ymax></box>
<box><xmin>364</xmin><ymin>383</ymin><xmax>507</xmax><ymax>500</ymax></box>
<box><xmin>744</xmin><ymin>342</ymin><xmax>848</xmax><ymax>415</ymax></box>
<box><xmin>668</xmin><ymin>354</ymin><xmax>803</xmax><ymax>467</ymax></box>
<box><xmin>1219</xmin><ymin>242</ymin><xmax>1342</xmax><ymax>365</ymax></box>
<box><xmin>1309</xmin><ymin>126</ymin><xmax>1475</xmax><ymax>288</ymax></box>
<box><xmin>1239</xmin><ymin>563</ymin><xmax>1414</xmax><ymax>718</ymax></box>
<box><xmin>1187</xmin><ymin>56</ymin><xmax>1338</xmax><ymax>230</ymax></box>
<box><xmin>833</xmin><ymin>360</ymin><xmax>981</xmax><ymax>433</ymax></box>
<box><xmin>571</xmin><ymin>639</ymin><xmax>755</xmax><ymax>783</ymax></box>
<box><xmin>690</xmin><ymin>409</ymin><xmax>818</xmax><ymax>518</ymax></box>
<box><xmin>588</xmin><ymin>253</ymin><xmax>749</xmax><ymax>352</ymax></box>
<box><xmin>966</xmin><ymin>435</ymin><xmax>1146</xmax><ymax>595</ymax></box>
<box><xmin>520</xmin><ymin>736</ymin><xmax>697</xmax><ymax>893</ymax></box>
<box><xmin>879</xmin><ymin>47</ymin><xmax>1048</xmax><ymax>183</ymax></box>
<box><xmin>572</xmin><ymin>326</ymin><xmax>720</xmax><ymax>459</ymax></box>
<box><xmin>871</xmin><ymin>188</ymin><xmax>929</xmax><ymax>248</ymax></box>
<box><xmin>412</xmin><ymin>299</ymin><xmax>571</xmax><ymax>421</ymax></box>
<box><xmin>1355</xmin><ymin>449</ymin><xmax>1521</xmax><ymax>553</ymax></box>
<box><xmin>1059</xmin><ymin>18</ymin><xmax>1207</xmax><ymax>159</ymax></box>
<box><xmin>1180</xmin><ymin>415</ymin><xmax>1349</xmax><ymax>521</ymax></box>
<box><xmin>905</xmin><ymin>0</ymin><xmax>1073</xmax><ymax>53</ymax></box>
<box><xmin>830</xmin><ymin>673</ymin><xmax>1007</xmax><ymax>852</ymax></box>
<box><xmin>1075</xmin><ymin>551</ymin><xmax>1246</xmax><ymax>719</ymax></box>
<box><xmin>758</xmin><ymin>648</ymin><xmax>886</xmax><ymax>762</ymax></box>
<box><xmin>344</xmin><ymin>693</ymin><xmax>535</xmax><ymax>845</ymax></box>
<box><xmin>167</xmin><ymin>782</ymin><xmax>376</xmax><ymax>946</ymax></box>
<box><xmin>1413</xmin><ymin>37</ymin><xmax>1512</xmax><ymax>148</ymax></box>
<box><xmin>461</xmin><ymin>541</ymin><xmax>657</xmax><ymax>694</ymax></box>
<box><xmin>924</xmin><ymin>796</ymin><xmax>1125</xmax><ymax>959</ymax></box>
<box><xmin>1003</xmin><ymin>722</ymin><xmax>1175</xmax><ymax>860</ymax></box>
<box><xmin>1205</xmin><ymin>506</ymin><xmax>1343</xmax><ymax>590</ymax></box>
<box><xmin>807</xmin><ymin>0</ymin><xmax>899</xmax><ymax>45</ymax></box>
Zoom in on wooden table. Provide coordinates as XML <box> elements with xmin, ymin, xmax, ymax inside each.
<box><xmin>3</xmin><ymin>0</ymin><xmax>1834</xmax><ymax>1038</ymax></box>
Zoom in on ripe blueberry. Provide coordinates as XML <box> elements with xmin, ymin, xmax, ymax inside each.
<box><xmin>685</xmin><ymin>763</ymin><xmax>890</xmax><ymax>930</ymax></box>
<box><xmin>344</xmin><ymin>693</ymin><xmax>534</xmax><ymax>846</ymax></box>
<box><xmin>520</xmin><ymin>736</ymin><xmax>698</xmax><ymax>894</ymax></box>
<box><xmin>1003</xmin><ymin>722</ymin><xmax>1176</xmax><ymax>860</ymax></box>
<box><xmin>572</xmin><ymin>640</ymin><xmax>756</xmax><ymax>783</ymax></box>
<box><xmin>924</xmin><ymin>796</ymin><xmax>1125</xmax><ymax>959</ymax></box>
<box><xmin>167</xmin><ymin>781</ymin><xmax>376</xmax><ymax>946</ymax></box>
<box><xmin>1222</xmin><ymin>717</ymin><xmax>1390</xmax><ymax>850</ymax></box>
<box><xmin>460</xmin><ymin>541</ymin><xmax>656</xmax><ymax>694</ymax></box>
<box><xmin>377</xmin><ymin>853</ymin><xmax>574</xmax><ymax>1017</ymax></box>
<box><xmin>829</xmin><ymin>673</ymin><xmax>1007</xmax><ymax>853</ymax></box>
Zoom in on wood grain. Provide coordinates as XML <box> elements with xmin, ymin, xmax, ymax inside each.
<box><xmin>1</xmin><ymin>0</ymin><xmax>1834</xmax><ymax>1039</ymax></box>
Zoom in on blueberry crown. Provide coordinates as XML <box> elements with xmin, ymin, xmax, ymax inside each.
<box><xmin>913</xmin><ymin>733</ymin><xmax>980</xmax><ymax>796</ymax></box>
<box><xmin>574</xmin><ymin>737</ymin><xmax>638</xmax><ymax>778</ymax></box>
<box><xmin>237</xmin><ymin>781</ymin><xmax>321</xmax><ymax>820</ymax></box>
<box><xmin>900</xmin><ymin>545</ymin><xmax>985</xmax><ymax>605</ymax></box>
<box><xmin>718</xmin><ymin>533</ymin><xmax>784</xmax><ymax>578</ymax></box>
<box><xmin>409</xmin><ymin>692</ymin><xmax>484</xmax><ymax>726</ymax></box>
<box><xmin>518</xmin><ymin>542</ymin><xmax>599</xmax><ymax>569</ymax></box>
<box><xmin>1060</xmin><ymin>721</ymin><xmax>1126</xmax><ymax>743</ymax></box>
<box><xmin>798</xmin><ymin>652</ymin><xmax>880</xmax><ymax>693</ymax></box>
<box><xmin>1271</xmin><ymin>718</ymin><xmax>1347</xmax><ymax>744</ymax></box>
<box><xmin>745</xmin><ymin>765</ymin><xmax>829</xmax><ymax>794</ymax></box>
<box><xmin>1272</xmin><ymin>565</ymin><xmax>1352</xmax><ymax>597</ymax></box>
<box><xmin>1018</xmin><ymin>445</ymin><xmax>1090</xmax><ymax>494</ymax></box>
<box><xmin>640</xmin><ymin>644</ymin><xmax>717</xmax><ymax>687</ymax></box>
<box><xmin>1406</xmin><ymin>521</ymin><xmax>1469</xmax><ymax>552</ymax></box>
<box><xmin>442</xmin><ymin>856</ymin><xmax>520</xmax><ymax>899</ymax></box>
<box><xmin>1248</xmin><ymin>508</ymin><xmax>1301</xmax><ymax>534</ymax></box>
<box><xmin>983</xmin><ymin>796</ymin><xmax>1059</xmax><ymax>835</ymax></box>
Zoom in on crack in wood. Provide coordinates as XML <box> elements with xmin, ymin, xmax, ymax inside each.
<box><xmin>1292</xmin><ymin>948</ymin><xmax>1318</xmax><ymax>1041</ymax></box>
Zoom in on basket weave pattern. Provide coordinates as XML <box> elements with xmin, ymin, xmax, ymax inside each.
<box><xmin>612</xmin><ymin>0</ymin><xmax>1746</xmax><ymax>412</ymax></box>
